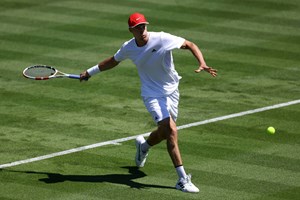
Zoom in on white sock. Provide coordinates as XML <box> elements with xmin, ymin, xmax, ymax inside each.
<box><xmin>141</xmin><ymin>141</ymin><xmax>151</xmax><ymax>153</ymax></box>
<box><xmin>176</xmin><ymin>165</ymin><xmax>187</xmax><ymax>179</ymax></box>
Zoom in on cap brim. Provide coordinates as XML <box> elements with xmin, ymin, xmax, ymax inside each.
<box><xmin>129</xmin><ymin>22</ymin><xmax>149</xmax><ymax>28</ymax></box>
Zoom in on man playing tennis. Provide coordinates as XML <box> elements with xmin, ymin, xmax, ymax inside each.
<box><xmin>80</xmin><ymin>12</ymin><xmax>217</xmax><ymax>193</ymax></box>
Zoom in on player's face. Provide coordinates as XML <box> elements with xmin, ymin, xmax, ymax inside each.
<box><xmin>130</xmin><ymin>24</ymin><xmax>148</xmax><ymax>41</ymax></box>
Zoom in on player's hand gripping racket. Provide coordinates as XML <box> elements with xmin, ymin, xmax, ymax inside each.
<box><xmin>23</xmin><ymin>65</ymin><xmax>86</xmax><ymax>80</ymax></box>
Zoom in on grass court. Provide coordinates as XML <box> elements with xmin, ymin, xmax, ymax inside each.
<box><xmin>0</xmin><ymin>0</ymin><xmax>299</xmax><ymax>199</ymax></box>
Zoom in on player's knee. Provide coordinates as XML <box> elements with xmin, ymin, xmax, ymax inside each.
<box><xmin>158</xmin><ymin>117</ymin><xmax>177</xmax><ymax>139</ymax></box>
<box><xmin>167</xmin><ymin>127</ymin><xmax>177</xmax><ymax>141</ymax></box>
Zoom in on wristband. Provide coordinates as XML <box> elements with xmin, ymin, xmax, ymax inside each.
<box><xmin>87</xmin><ymin>64</ymin><xmax>100</xmax><ymax>76</ymax></box>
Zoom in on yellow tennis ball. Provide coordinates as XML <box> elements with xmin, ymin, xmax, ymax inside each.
<box><xmin>267</xmin><ymin>127</ymin><xmax>275</xmax><ymax>134</ymax></box>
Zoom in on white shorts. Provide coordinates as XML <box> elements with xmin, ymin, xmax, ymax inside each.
<box><xmin>143</xmin><ymin>89</ymin><xmax>180</xmax><ymax>124</ymax></box>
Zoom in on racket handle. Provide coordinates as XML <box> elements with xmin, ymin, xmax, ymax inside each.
<box><xmin>68</xmin><ymin>74</ymin><xmax>80</xmax><ymax>79</ymax></box>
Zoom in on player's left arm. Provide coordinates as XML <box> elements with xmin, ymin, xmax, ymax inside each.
<box><xmin>180</xmin><ymin>40</ymin><xmax>217</xmax><ymax>77</ymax></box>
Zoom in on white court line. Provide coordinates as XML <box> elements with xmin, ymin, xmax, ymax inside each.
<box><xmin>1</xmin><ymin>99</ymin><xmax>299</xmax><ymax>169</ymax></box>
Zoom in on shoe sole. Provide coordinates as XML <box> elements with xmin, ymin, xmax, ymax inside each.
<box><xmin>175</xmin><ymin>185</ymin><xmax>199</xmax><ymax>193</ymax></box>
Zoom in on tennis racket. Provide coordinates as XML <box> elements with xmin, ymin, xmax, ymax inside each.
<box><xmin>23</xmin><ymin>65</ymin><xmax>82</xmax><ymax>80</ymax></box>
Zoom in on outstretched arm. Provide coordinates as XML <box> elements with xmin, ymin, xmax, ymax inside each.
<box><xmin>80</xmin><ymin>56</ymin><xmax>120</xmax><ymax>81</ymax></box>
<box><xmin>180</xmin><ymin>40</ymin><xmax>217</xmax><ymax>77</ymax></box>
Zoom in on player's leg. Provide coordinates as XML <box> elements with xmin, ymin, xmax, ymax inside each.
<box><xmin>152</xmin><ymin>117</ymin><xmax>182</xmax><ymax>166</ymax></box>
<box><xmin>137</xmin><ymin>91</ymin><xmax>183</xmax><ymax>165</ymax></box>
<box><xmin>144</xmin><ymin>115</ymin><xmax>199</xmax><ymax>193</ymax></box>
<box><xmin>135</xmin><ymin>117</ymin><xmax>176</xmax><ymax>167</ymax></box>
<box><xmin>136</xmin><ymin>90</ymin><xmax>199</xmax><ymax>192</ymax></box>
<box><xmin>135</xmin><ymin>117</ymin><xmax>170</xmax><ymax>167</ymax></box>
<box><xmin>135</xmin><ymin>95</ymin><xmax>170</xmax><ymax>167</ymax></box>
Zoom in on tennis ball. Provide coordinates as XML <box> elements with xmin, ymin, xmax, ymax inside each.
<box><xmin>267</xmin><ymin>127</ymin><xmax>275</xmax><ymax>134</ymax></box>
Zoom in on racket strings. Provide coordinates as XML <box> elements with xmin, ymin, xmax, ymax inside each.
<box><xmin>24</xmin><ymin>66</ymin><xmax>56</xmax><ymax>78</ymax></box>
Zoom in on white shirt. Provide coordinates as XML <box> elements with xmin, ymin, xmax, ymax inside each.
<box><xmin>114</xmin><ymin>31</ymin><xmax>185</xmax><ymax>97</ymax></box>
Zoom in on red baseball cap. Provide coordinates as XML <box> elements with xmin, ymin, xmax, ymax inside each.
<box><xmin>128</xmin><ymin>13</ymin><xmax>149</xmax><ymax>28</ymax></box>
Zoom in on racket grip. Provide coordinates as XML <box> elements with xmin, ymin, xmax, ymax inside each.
<box><xmin>69</xmin><ymin>74</ymin><xmax>81</xmax><ymax>79</ymax></box>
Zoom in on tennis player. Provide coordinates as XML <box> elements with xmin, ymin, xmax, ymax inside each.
<box><xmin>80</xmin><ymin>12</ymin><xmax>217</xmax><ymax>193</ymax></box>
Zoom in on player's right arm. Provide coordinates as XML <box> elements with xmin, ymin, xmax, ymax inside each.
<box><xmin>98</xmin><ymin>56</ymin><xmax>120</xmax><ymax>71</ymax></box>
<box><xmin>80</xmin><ymin>56</ymin><xmax>120</xmax><ymax>81</ymax></box>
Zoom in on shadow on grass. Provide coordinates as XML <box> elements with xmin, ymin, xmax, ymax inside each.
<box><xmin>2</xmin><ymin>166</ymin><xmax>174</xmax><ymax>190</ymax></box>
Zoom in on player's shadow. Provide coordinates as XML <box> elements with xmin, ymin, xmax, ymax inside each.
<box><xmin>4</xmin><ymin>166</ymin><xmax>174</xmax><ymax>190</ymax></box>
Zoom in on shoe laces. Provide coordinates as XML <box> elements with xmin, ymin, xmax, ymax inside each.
<box><xmin>180</xmin><ymin>174</ymin><xmax>192</xmax><ymax>185</ymax></box>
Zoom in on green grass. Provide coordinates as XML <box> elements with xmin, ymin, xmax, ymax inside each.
<box><xmin>0</xmin><ymin>0</ymin><xmax>300</xmax><ymax>199</ymax></box>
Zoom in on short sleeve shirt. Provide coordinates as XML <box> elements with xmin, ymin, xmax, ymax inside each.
<box><xmin>114</xmin><ymin>31</ymin><xmax>185</xmax><ymax>97</ymax></box>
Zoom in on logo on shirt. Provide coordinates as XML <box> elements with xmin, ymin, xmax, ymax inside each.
<box><xmin>152</xmin><ymin>49</ymin><xmax>157</xmax><ymax>52</ymax></box>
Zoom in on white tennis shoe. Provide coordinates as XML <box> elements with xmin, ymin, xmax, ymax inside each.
<box><xmin>175</xmin><ymin>174</ymin><xmax>199</xmax><ymax>193</ymax></box>
<box><xmin>135</xmin><ymin>136</ymin><xmax>148</xmax><ymax>167</ymax></box>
